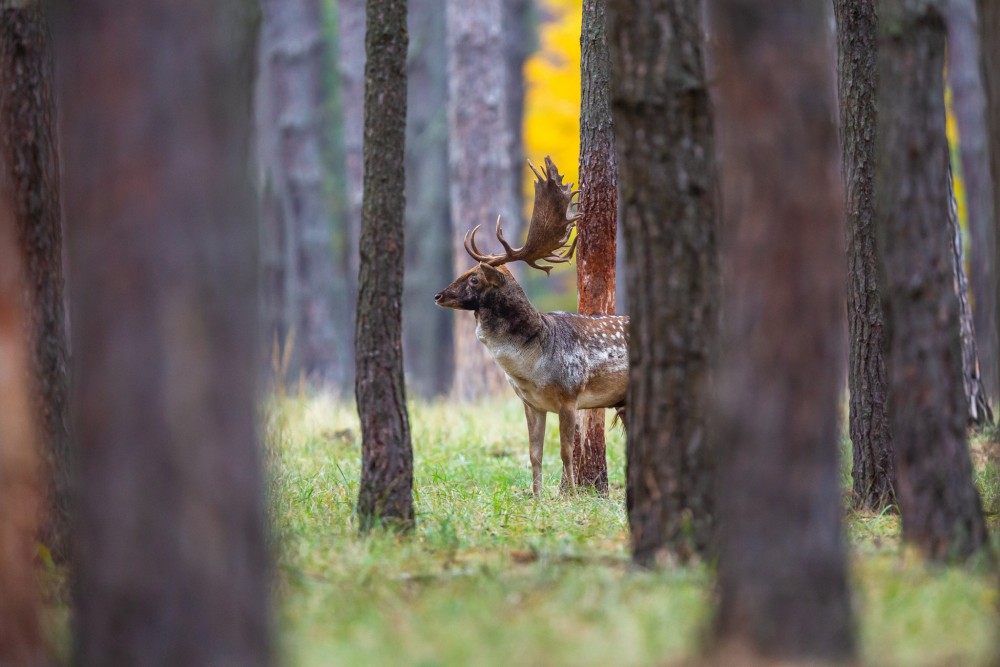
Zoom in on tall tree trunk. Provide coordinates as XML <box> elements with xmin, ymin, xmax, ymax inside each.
<box><xmin>834</xmin><ymin>0</ymin><xmax>896</xmax><ymax>512</ymax></box>
<box><xmin>611</xmin><ymin>0</ymin><xmax>718</xmax><ymax>563</ymax></box>
<box><xmin>258</xmin><ymin>0</ymin><xmax>345</xmax><ymax>389</ymax></box>
<box><xmin>709</xmin><ymin>0</ymin><xmax>855</xmax><ymax>660</ymax></box>
<box><xmin>445</xmin><ymin>0</ymin><xmax>515</xmax><ymax>401</ymax></box>
<box><xmin>572</xmin><ymin>0</ymin><xmax>616</xmax><ymax>496</ymax></box>
<box><xmin>503</xmin><ymin>0</ymin><xmax>532</xmax><ymax>237</ymax></box>
<box><xmin>356</xmin><ymin>0</ymin><xmax>414</xmax><ymax>530</ymax></box>
<box><xmin>947</xmin><ymin>0</ymin><xmax>997</xmax><ymax>404</ymax></box>
<box><xmin>980</xmin><ymin>0</ymin><xmax>1000</xmax><ymax>449</ymax></box>
<box><xmin>876</xmin><ymin>0</ymin><xmax>987</xmax><ymax>561</ymax></box>
<box><xmin>57</xmin><ymin>3</ymin><xmax>273</xmax><ymax>664</ymax></box>
<box><xmin>403</xmin><ymin>0</ymin><xmax>454</xmax><ymax>398</ymax></box>
<box><xmin>339</xmin><ymin>0</ymin><xmax>365</xmax><ymax>292</ymax></box>
<box><xmin>0</xmin><ymin>158</ymin><xmax>44</xmax><ymax>667</ymax></box>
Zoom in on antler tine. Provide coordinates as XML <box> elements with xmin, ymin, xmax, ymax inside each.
<box><xmin>494</xmin><ymin>215</ymin><xmax>516</xmax><ymax>257</ymax></box>
<box><xmin>527</xmin><ymin>159</ymin><xmax>545</xmax><ymax>183</ymax></box>
<box><xmin>464</xmin><ymin>224</ymin><xmax>494</xmax><ymax>263</ymax></box>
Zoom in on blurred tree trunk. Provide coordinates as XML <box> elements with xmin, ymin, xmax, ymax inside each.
<box><xmin>947</xmin><ymin>0</ymin><xmax>997</xmax><ymax>405</ymax></box>
<box><xmin>445</xmin><ymin>0</ymin><xmax>515</xmax><ymax>400</ymax></box>
<box><xmin>57</xmin><ymin>2</ymin><xmax>272</xmax><ymax>664</ymax></box>
<box><xmin>503</xmin><ymin>0</ymin><xmax>532</xmax><ymax>235</ymax></box>
<box><xmin>709</xmin><ymin>0</ymin><xmax>855</xmax><ymax>660</ymax></box>
<box><xmin>572</xmin><ymin>0</ymin><xmax>616</xmax><ymax>496</ymax></box>
<box><xmin>403</xmin><ymin>0</ymin><xmax>454</xmax><ymax>397</ymax></box>
<box><xmin>834</xmin><ymin>0</ymin><xmax>896</xmax><ymax>511</ymax></box>
<box><xmin>876</xmin><ymin>0</ymin><xmax>987</xmax><ymax>561</ymax></box>
<box><xmin>0</xmin><ymin>170</ymin><xmax>45</xmax><ymax>667</ymax></box>
<box><xmin>339</xmin><ymin>0</ymin><xmax>364</xmax><ymax>287</ymax></box>
<box><xmin>356</xmin><ymin>0</ymin><xmax>414</xmax><ymax>530</ymax></box>
<box><xmin>611</xmin><ymin>0</ymin><xmax>717</xmax><ymax>563</ymax></box>
<box><xmin>258</xmin><ymin>0</ymin><xmax>345</xmax><ymax>389</ymax></box>
<box><xmin>980</xmin><ymin>0</ymin><xmax>1000</xmax><ymax>448</ymax></box>
<box><xmin>0</xmin><ymin>3</ymin><xmax>71</xmax><ymax>561</ymax></box>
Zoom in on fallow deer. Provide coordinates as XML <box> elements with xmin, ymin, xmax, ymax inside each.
<box><xmin>434</xmin><ymin>157</ymin><xmax>627</xmax><ymax>496</ymax></box>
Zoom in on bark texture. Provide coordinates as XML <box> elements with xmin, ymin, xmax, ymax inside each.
<box><xmin>572</xmin><ymin>0</ymin><xmax>617</xmax><ymax>495</ymax></box>
<box><xmin>611</xmin><ymin>0</ymin><xmax>717</xmax><ymax>563</ymax></box>
<box><xmin>834</xmin><ymin>0</ymin><xmax>896</xmax><ymax>511</ymax></box>
<box><xmin>947</xmin><ymin>0</ymin><xmax>997</xmax><ymax>404</ymax></box>
<box><xmin>0</xmin><ymin>3</ymin><xmax>71</xmax><ymax>560</ymax></box>
<box><xmin>709</xmin><ymin>0</ymin><xmax>855</xmax><ymax>660</ymax></box>
<box><xmin>445</xmin><ymin>0</ymin><xmax>516</xmax><ymax>400</ymax></box>
<box><xmin>258</xmin><ymin>0</ymin><xmax>345</xmax><ymax>389</ymax></box>
<box><xmin>57</xmin><ymin>3</ymin><xmax>273</xmax><ymax>664</ymax></box>
<box><xmin>356</xmin><ymin>0</ymin><xmax>415</xmax><ymax>530</ymax></box>
<box><xmin>876</xmin><ymin>0</ymin><xmax>987</xmax><ymax>561</ymax></box>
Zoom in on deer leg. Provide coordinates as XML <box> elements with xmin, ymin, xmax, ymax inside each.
<box><xmin>524</xmin><ymin>402</ymin><xmax>547</xmax><ymax>497</ymax></box>
<box><xmin>558</xmin><ymin>405</ymin><xmax>577</xmax><ymax>493</ymax></box>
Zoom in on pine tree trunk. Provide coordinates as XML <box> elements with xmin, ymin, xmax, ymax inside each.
<box><xmin>445</xmin><ymin>0</ymin><xmax>515</xmax><ymax>401</ymax></box>
<box><xmin>572</xmin><ymin>0</ymin><xmax>616</xmax><ymax>496</ymax></box>
<box><xmin>258</xmin><ymin>0</ymin><xmax>344</xmax><ymax>389</ymax></box>
<box><xmin>709</xmin><ymin>0</ymin><xmax>855</xmax><ymax>659</ymax></box>
<box><xmin>834</xmin><ymin>0</ymin><xmax>897</xmax><ymax>512</ymax></box>
<box><xmin>57</xmin><ymin>3</ymin><xmax>273</xmax><ymax>664</ymax></box>
<box><xmin>611</xmin><ymin>0</ymin><xmax>718</xmax><ymax>563</ymax></box>
<box><xmin>356</xmin><ymin>0</ymin><xmax>415</xmax><ymax>530</ymax></box>
<box><xmin>876</xmin><ymin>0</ymin><xmax>987</xmax><ymax>561</ymax></box>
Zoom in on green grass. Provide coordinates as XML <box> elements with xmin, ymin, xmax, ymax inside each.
<box><xmin>268</xmin><ymin>395</ymin><xmax>1000</xmax><ymax>667</ymax></box>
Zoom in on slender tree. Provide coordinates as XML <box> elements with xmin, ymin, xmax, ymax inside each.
<box><xmin>876</xmin><ymin>0</ymin><xmax>987</xmax><ymax>561</ymax></box>
<box><xmin>834</xmin><ymin>0</ymin><xmax>896</xmax><ymax>511</ymax></box>
<box><xmin>339</xmin><ymin>0</ymin><xmax>365</xmax><ymax>287</ymax></box>
<box><xmin>356</xmin><ymin>0</ymin><xmax>414</xmax><ymax>530</ymax></box>
<box><xmin>572</xmin><ymin>0</ymin><xmax>617</xmax><ymax>495</ymax></box>
<box><xmin>57</xmin><ymin>2</ymin><xmax>272</xmax><ymax>664</ymax></box>
<box><xmin>610</xmin><ymin>0</ymin><xmax>717</xmax><ymax>562</ymax></box>
<box><xmin>980</xmin><ymin>0</ymin><xmax>1000</xmax><ymax>444</ymax></box>
<box><xmin>445</xmin><ymin>0</ymin><xmax>516</xmax><ymax>400</ymax></box>
<box><xmin>709</xmin><ymin>0</ymin><xmax>855</xmax><ymax>660</ymax></box>
<box><xmin>0</xmin><ymin>2</ymin><xmax>71</xmax><ymax>560</ymax></box>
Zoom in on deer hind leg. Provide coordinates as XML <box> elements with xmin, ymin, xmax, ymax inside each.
<box><xmin>524</xmin><ymin>402</ymin><xmax>547</xmax><ymax>497</ymax></box>
<box><xmin>558</xmin><ymin>406</ymin><xmax>577</xmax><ymax>493</ymax></box>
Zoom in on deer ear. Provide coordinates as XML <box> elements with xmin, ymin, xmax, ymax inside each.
<box><xmin>479</xmin><ymin>262</ymin><xmax>506</xmax><ymax>287</ymax></box>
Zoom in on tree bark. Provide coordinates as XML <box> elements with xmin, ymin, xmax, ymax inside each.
<box><xmin>445</xmin><ymin>0</ymin><xmax>516</xmax><ymax>400</ymax></box>
<box><xmin>876</xmin><ymin>0</ymin><xmax>987</xmax><ymax>561</ymax></box>
<box><xmin>257</xmin><ymin>0</ymin><xmax>345</xmax><ymax>389</ymax></box>
<box><xmin>611</xmin><ymin>0</ymin><xmax>718</xmax><ymax>563</ymax></box>
<box><xmin>356</xmin><ymin>0</ymin><xmax>415</xmax><ymax>530</ymax></box>
<box><xmin>503</xmin><ymin>0</ymin><xmax>532</xmax><ymax>238</ymax></box>
<box><xmin>572</xmin><ymin>0</ymin><xmax>616</xmax><ymax>496</ymax></box>
<box><xmin>709</xmin><ymin>0</ymin><xmax>855</xmax><ymax>660</ymax></box>
<box><xmin>57</xmin><ymin>2</ymin><xmax>273</xmax><ymax>664</ymax></box>
<box><xmin>834</xmin><ymin>0</ymin><xmax>897</xmax><ymax>512</ymax></box>
<box><xmin>980</xmin><ymin>0</ymin><xmax>1000</xmax><ymax>450</ymax></box>
<box><xmin>947</xmin><ymin>0</ymin><xmax>997</xmax><ymax>404</ymax></box>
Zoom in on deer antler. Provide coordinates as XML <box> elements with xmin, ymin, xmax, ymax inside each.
<box><xmin>464</xmin><ymin>156</ymin><xmax>580</xmax><ymax>275</ymax></box>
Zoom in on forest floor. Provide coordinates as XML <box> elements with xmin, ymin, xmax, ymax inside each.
<box><xmin>268</xmin><ymin>395</ymin><xmax>1000</xmax><ymax>667</ymax></box>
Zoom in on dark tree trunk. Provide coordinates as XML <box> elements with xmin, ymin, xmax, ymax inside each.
<box><xmin>834</xmin><ymin>0</ymin><xmax>896</xmax><ymax>512</ymax></box>
<box><xmin>981</xmin><ymin>0</ymin><xmax>1000</xmax><ymax>448</ymax></box>
<box><xmin>356</xmin><ymin>0</ymin><xmax>414</xmax><ymax>530</ymax></box>
<box><xmin>0</xmin><ymin>164</ymin><xmax>45</xmax><ymax>667</ymax></box>
<box><xmin>0</xmin><ymin>4</ymin><xmax>72</xmax><ymax>561</ymax></box>
<box><xmin>572</xmin><ymin>0</ymin><xmax>616</xmax><ymax>496</ymax></box>
<box><xmin>57</xmin><ymin>3</ymin><xmax>273</xmax><ymax>664</ymax></box>
<box><xmin>611</xmin><ymin>0</ymin><xmax>718</xmax><ymax>563</ymax></box>
<box><xmin>876</xmin><ymin>0</ymin><xmax>987</xmax><ymax>561</ymax></box>
<box><xmin>445</xmin><ymin>0</ymin><xmax>515</xmax><ymax>400</ymax></box>
<box><xmin>257</xmin><ymin>0</ymin><xmax>345</xmax><ymax>389</ymax></box>
<box><xmin>948</xmin><ymin>0</ymin><xmax>997</xmax><ymax>405</ymax></box>
<box><xmin>709</xmin><ymin>0</ymin><xmax>855</xmax><ymax>660</ymax></box>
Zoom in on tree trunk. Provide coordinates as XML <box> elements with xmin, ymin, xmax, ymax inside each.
<box><xmin>834</xmin><ymin>0</ymin><xmax>897</xmax><ymax>512</ymax></box>
<box><xmin>503</xmin><ymin>0</ymin><xmax>532</xmax><ymax>237</ymax></box>
<box><xmin>572</xmin><ymin>0</ymin><xmax>616</xmax><ymax>496</ymax></box>
<box><xmin>876</xmin><ymin>0</ymin><xmax>987</xmax><ymax>561</ymax></box>
<box><xmin>611</xmin><ymin>0</ymin><xmax>718</xmax><ymax>563</ymax></box>
<box><xmin>339</xmin><ymin>0</ymin><xmax>365</xmax><ymax>288</ymax></box>
<box><xmin>356</xmin><ymin>0</ymin><xmax>415</xmax><ymax>530</ymax></box>
<box><xmin>445</xmin><ymin>0</ymin><xmax>515</xmax><ymax>401</ymax></box>
<box><xmin>403</xmin><ymin>0</ymin><xmax>454</xmax><ymax>397</ymax></box>
<box><xmin>257</xmin><ymin>0</ymin><xmax>345</xmax><ymax>389</ymax></box>
<box><xmin>980</xmin><ymin>0</ymin><xmax>1000</xmax><ymax>450</ymax></box>
<box><xmin>709</xmin><ymin>0</ymin><xmax>855</xmax><ymax>660</ymax></box>
<box><xmin>947</xmin><ymin>0</ymin><xmax>997</xmax><ymax>405</ymax></box>
<box><xmin>57</xmin><ymin>3</ymin><xmax>273</xmax><ymax>664</ymax></box>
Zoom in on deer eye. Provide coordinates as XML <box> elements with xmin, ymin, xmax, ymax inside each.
<box><xmin>469</xmin><ymin>276</ymin><xmax>479</xmax><ymax>285</ymax></box>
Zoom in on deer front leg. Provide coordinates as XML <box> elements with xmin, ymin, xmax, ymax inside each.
<box><xmin>558</xmin><ymin>405</ymin><xmax>577</xmax><ymax>493</ymax></box>
<box><xmin>524</xmin><ymin>402</ymin><xmax>547</xmax><ymax>497</ymax></box>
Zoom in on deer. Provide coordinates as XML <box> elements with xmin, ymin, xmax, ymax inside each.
<box><xmin>434</xmin><ymin>157</ymin><xmax>627</xmax><ymax>497</ymax></box>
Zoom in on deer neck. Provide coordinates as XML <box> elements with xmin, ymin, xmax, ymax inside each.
<box><xmin>475</xmin><ymin>284</ymin><xmax>546</xmax><ymax>354</ymax></box>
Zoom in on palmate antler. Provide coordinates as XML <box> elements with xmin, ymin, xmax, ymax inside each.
<box><xmin>464</xmin><ymin>156</ymin><xmax>580</xmax><ymax>275</ymax></box>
